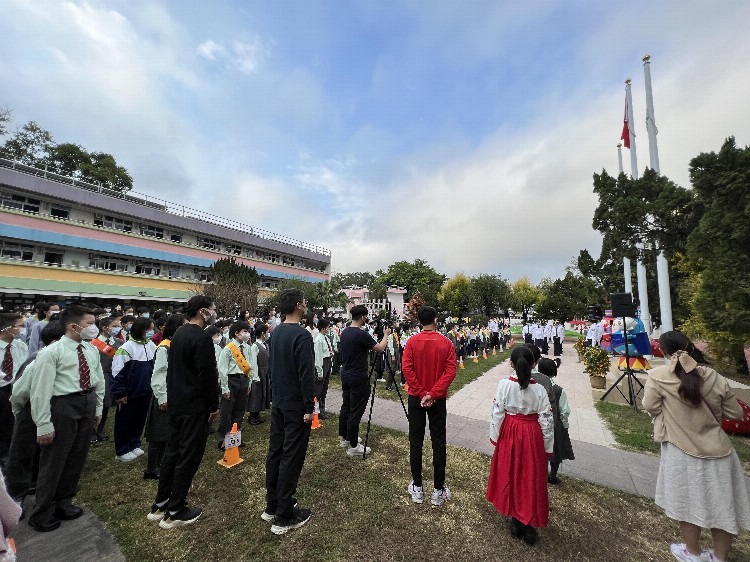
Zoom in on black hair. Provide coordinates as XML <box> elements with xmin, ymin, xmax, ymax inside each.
<box><xmin>523</xmin><ymin>342</ymin><xmax>542</xmax><ymax>366</ymax></box>
<box><xmin>538</xmin><ymin>358</ymin><xmax>561</xmax><ymax>379</ymax></box>
<box><xmin>229</xmin><ymin>321</ymin><xmax>250</xmax><ymax>340</ymax></box>
<box><xmin>255</xmin><ymin>323</ymin><xmax>269</xmax><ymax>338</ymax></box>
<box><xmin>510</xmin><ymin>346</ymin><xmax>535</xmax><ymax>390</ymax></box>
<box><xmin>129</xmin><ymin>317</ymin><xmax>154</xmax><ymax>340</ymax></box>
<box><xmin>0</xmin><ymin>312</ymin><xmax>22</xmax><ymax>332</ymax></box>
<box><xmin>205</xmin><ymin>325</ymin><xmax>221</xmax><ymax>337</ymax></box>
<box><xmin>417</xmin><ymin>306</ymin><xmax>437</xmax><ymax>326</ymax></box>
<box><xmin>40</xmin><ymin>321</ymin><xmax>65</xmax><ymax>346</ymax></box>
<box><xmin>120</xmin><ymin>315</ymin><xmax>136</xmax><ymax>327</ymax></box>
<box><xmin>317</xmin><ymin>318</ymin><xmax>330</xmax><ymax>331</ymax></box>
<box><xmin>659</xmin><ymin>331</ymin><xmax>705</xmax><ymax>407</ymax></box>
<box><xmin>154</xmin><ymin>316</ymin><xmax>167</xmax><ymax>330</ymax></box>
<box><xmin>279</xmin><ymin>289</ymin><xmax>304</xmax><ymax>315</ymax></box>
<box><xmin>60</xmin><ymin>306</ymin><xmax>93</xmax><ymax>331</ymax></box>
<box><xmin>136</xmin><ymin>306</ymin><xmax>150</xmax><ymax>315</ymax></box>
<box><xmin>98</xmin><ymin>316</ymin><xmax>120</xmax><ymax>329</ymax></box>
<box><xmin>38</xmin><ymin>302</ymin><xmax>57</xmax><ymax>320</ymax></box>
<box><xmin>153</xmin><ymin>309</ymin><xmax>167</xmax><ymax>320</ymax></box>
<box><xmin>350</xmin><ymin>304</ymin><xmax>368</xmax><ymax>321</ymax></box>
<box><xmin>90</xmin><ymin>307</ymin><xmax>107</xmax><ymax>317</ymax></box>
<box><xmin>183</xmin><ymin>295</ymin><xmax>213</xmax><ymax>320</ymax></box>
<box><xmin>162</xmin><ymin>314</ymin><xmax>185</xmax><ymax>340</ymax></box>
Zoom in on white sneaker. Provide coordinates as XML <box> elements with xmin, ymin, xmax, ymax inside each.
<box><xmin>260</xmin><ymin>511</ymin><xmax>275</xmax><ymax>522</ymax></box>
<box><xmin>375</xmin><ymin>378</ymin><xmax>386</xmax><ymax>383</ymax></box>
<box><xmin>346</xmin><ymin>443</ymin><xmax>371</xmax><ymax>456</ymax></box>
<box><xmin>431</xmin><ymin>486</ymin><xmax>452</xmax><ymax>506</ymax></box>
<box><xmin>116</xmin><ymin>451</ymin><xmax>138</xmax><ymax>462</ymax></box>
<box><xmin>132</xmin><ymin>447</ymin><xmax>145</xmax><ymax>457</ymax></box>
<box><xmin>699</xmin><ymin>550</ymin><xmax>722</xmax><ymax>562</ymax></box>
<box><xmin>407</xmin><ymin>481</ymin><xmax>424</xmax><ymax>504</ymax></box>
<box><xmin>339</xmin><ymin>436</ymin><xmax>362</xmax><ymax>448</ymax></box>
<box><xmin>670</xmin><ymin>543</ymin><xmax>704</xmax><ymax>562</ymax></box>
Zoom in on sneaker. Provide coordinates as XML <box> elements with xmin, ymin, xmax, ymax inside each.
<box><xmin>270</xmin><ymin>507</ymin><xmax>312</xmax><ymax>535</ymax></box>
<box><xmin>159</xmin><ymin>505</ymin><xmax>203</xmax><ymax>529</ymax></box>
<box><xmin>407</xmin><ymin>481</ymin><xmax>424</xmax><ymax>504</ymax></box>
<box><xmin>339</xmin><ymin>436</ymin><xmax>362</xmax><ymax>448</ymax></box>
<box><xmin>376</xmin><ymin>378</ymin><xmax>386</xmax><ymax>383</ymax></box>
<box><xmin>116</xmin><ymin>451</ymin><xmax>138</xmax><ymax>462</ymax></box>
<box><xmin>260</xmin><ymin>511</ymin><xmax>275</xmax><ymax>522</ymax></box>
<box><xmin>670</xmin><ymin>543</ymin><xmax>704</xmax><ymax>562</ymax></box>
<box><xmin>346</xmin><ymin>443</ymin><xmax>371</xmax><ymax>456</ymax></box>
<box><xmin>146</xmin><ymin>503</ymin><xmax>167</xmax><ymax>522</ymax></box>
<box><xmin>431</xmin><ymin>486</ymin><xmax>452</xmax><ymax>506</ymax></box>
<box><xmin>132</xmin><ymin>447</ymin><xmax>145</xmax><ymax>457</ymax></box>
<box><xmin>700</xmin><ymin>550</ymin><xmax>722</xmax><ymax>562</ymax></box>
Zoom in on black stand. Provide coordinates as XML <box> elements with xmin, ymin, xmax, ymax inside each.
<box><xmin>600</xmin><ymin>316</ymin><xmax>645</xmax><ymax>411</ymax></box>
<box><xmin>362</xmin><ymin>351</ymin><xmax>408</xmax><ymax>460</ymax></box>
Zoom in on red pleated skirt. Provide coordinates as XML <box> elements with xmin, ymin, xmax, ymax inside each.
<box><xmin>486</xmin><ymin>413</ymin><xmax>549</xmax><ymax>527</ymax></box>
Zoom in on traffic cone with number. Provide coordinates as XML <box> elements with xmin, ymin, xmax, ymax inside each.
<box><xmin>218</xmin><ymin>423</ymin><xmax>244</xmax><ymax>468</ymax></box>
<box><xmin>492</xmin><ymin>347</ymin><xmax>497</xmax><ymax>356</ymax></box>
<box><xmin>482</xmin><ymin>350</ymin><xmax>487</xmax><ymax>359</ymax></box>
<box><xmin>459</xmin><ymin>359</ymin><xmax>465</xmax><ymax>369</ymax></box>
<box><xmin>311</xmin><ymin>398</ymin><xmax>322</xmax><ymax>429</ymax></box>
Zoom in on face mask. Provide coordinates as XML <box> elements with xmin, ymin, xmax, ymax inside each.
<box><xmin>212</xmin><ymin>336</ymin><xmax>221</xmax><ymax>344</ymax></box>
<box><xmin>18</xmin><ymin>328</ymin><xmax>27</xmax><ymax>339</ymax></box>
<box><xmin>79</xmin><ymin>324</ymin><xmax>100</xmax><ymax>340</ymax></box>
<box><xmin>142</xmin><ymin>313</ymin><xmax>150</xmax><ymax>319</ymax></box>
<box><xmin>222</xmin><ymin>329</ymin><xmax>229</xmax><ymax>336</ymax></box>
<box><xmin>111</xmin><ymin>327</ymin><xmax>122</xmax><ymax>336</ymax></box>
<box><xmin>145</xmin><ymin>330</ymin><xmax>155</xmax><ymax>339</ymax></box>
<box><xmin>125</xmin><ymin>324</ymin><xmax>133</xmax><ymax>331</ymax></box>
<box><xmin>239</xmin><ymin>332</ymin><xmax>251</xmax><ymax>342</ymax></box>
<box><xmin>202</xmin><ymin>310</ymin><xmax>217</xmax><ymax>325</ymax></box>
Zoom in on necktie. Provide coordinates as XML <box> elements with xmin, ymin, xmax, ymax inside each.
<box><xmin>77</xmin><ymin>344</ymin><xmax>92</xmax><ymax>390</ymax></box>
<box><xmin>2</xmin><ymin>345</ymin><xmax>13</xmax><ymax>381</ymax></box>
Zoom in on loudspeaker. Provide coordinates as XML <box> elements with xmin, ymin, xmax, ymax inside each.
<box><xmin>611</xmin><ymin>293</ymin><xmax>636</xmax><ymax>318</ymax></box>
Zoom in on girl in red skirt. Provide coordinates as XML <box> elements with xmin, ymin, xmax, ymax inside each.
<box><xmin>486</xmin><ymin>345</ymin><xmax>554</xmax><ymax>545</ymax></box>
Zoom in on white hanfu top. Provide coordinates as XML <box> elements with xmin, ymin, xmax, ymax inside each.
<box><xmin>490</xmin><ymin>375</ymin><xmax>554</xmax><ymax>453</ymax></box>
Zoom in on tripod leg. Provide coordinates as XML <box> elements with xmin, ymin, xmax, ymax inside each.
<box><xmin>362</xmin><ymin>354</ymin><xmax>380</xmax><ymax>461</ymax></box>
<box><xmin>384</xmin><ymin>352</ymin><xmax>409</xmax><ymax>420</ymax></box>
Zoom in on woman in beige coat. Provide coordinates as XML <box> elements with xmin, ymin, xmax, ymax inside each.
<box><xmin>643</xmin><ymin>331</ymin><xmax>750</xmax><ymax>562</ymax></box>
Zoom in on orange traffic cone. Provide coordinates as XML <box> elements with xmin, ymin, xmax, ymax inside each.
<box><xmin>218</xmin><ymin>423</ymin><xmax>244</xmax><ymax>468</ymax></box>
<box><xmin>473</xmin><ymin>355</ymin><xmax>479</xmax><ymax>363</ymax></box>
<box><xmin>492</xmin><ymin>347</ymin><xmax>497</xmax><ymax>356</ymax></box>
<box><xmin>459</xmin><ymin>360</ymin><xmax>465</xmax><ymax>369</ymax></box>
<box><xmin>311</xmin><ymin>398</ymin><xmax>322</xmax><ymax>429</ymax></box>
<box><xmin>482</xmin><ymin>350</ymin><xmax>487</xmax><ymax>359</ymax></box>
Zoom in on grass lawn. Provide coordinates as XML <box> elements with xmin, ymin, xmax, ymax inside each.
<box><xmin>508</xmin><ymin>326</ymin><xmax>583</xmax><ymax>338</ymax></box>
<box><xmin>329</xmin><ymin>347</ymin><xmax>512</xmax><ymax>401</ymax></box>
<box><xmin>78</xmin><ymin>417</ymin><xmax>750</xmax><ymax>562</ymax></box>
<box><xmin>595</xmin><ymin>401</ymin><xmax>750</xmax><ymax>474</ymax></box>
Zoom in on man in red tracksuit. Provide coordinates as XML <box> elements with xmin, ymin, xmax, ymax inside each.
<box><xmin>401</xmin><ymin>306</ymin><xmax>457</xmax><ymax>506</ymax></box>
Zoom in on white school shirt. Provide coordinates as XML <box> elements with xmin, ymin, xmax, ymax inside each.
<box><xmin>0</xmin><ymin>339</ymin><xmax>29</xmax><ymax>386</ymax></box>
<box><xmin>555</xmin><ymin>325</ymin><xmax>565</xmax><ymax>339</ymax></box>
<box><xmin>489</xmin><ymin>376</ymin><xmax>554</xmax><ymax>453</ymax></box>
<box><xmin>543</xmin><ymin>324</ymin><xmax>553</xmax><ymax>339</ymax></box>
<box><xmin>532</xmin><ymin>325</ymin><xmax>545</xmax><ymax>340</ymax></box>
<box><xmin>586</xmin><ymin>325</ymin><xmax>598</xmax><ymax>341</ymax></box>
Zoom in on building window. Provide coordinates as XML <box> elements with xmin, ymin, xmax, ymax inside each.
<box><xmin>1</xmin><ymin>242</ymin><xmax>34</xmax><ymax>261</ymax></box>
<box><xmin>135</xmin><ymin>261</ymin><xmax>161</xmax><ymax>276</ymax></box>
<box><xmin>89</xmin><ymin>253</ymin><xmax>129</xmax><ymax>272</ymax></box>
<box><xmin>194</xmin><ymin>270</ymin><xmax>210</xmax><ymax>282</ymax></box>
<box><xmin>139</xmin><ymin>224</ymin><xmax>164</xmax><ymax>239</ymax></box>
<box><xmin>50</xmin><ymin>205</ymin><xmax>70</xmax><ymax>219</ymax></box>
<box><xmin>44</xmin><ymin>251</ymin><xmax>64</xmax><ymax>265</ymax></box>
<box><xmin>0</xmin><ymin>193</ymin><xmax>40</xmax><ymax>214</ymax></box>
<box><xmin>170</xmin><ymin>232</ymin><xmax>183</xmax><ymax>243</ymax></box>
<box><xmin>225</xmin><ymin>243</ymin><xmax>242</xmax><ymax>256</ymax></box>
<box><xmin>197</xmin><ymin>237</ymin><xmax>221</xmax><ymax>251</ymax></box>
<box><xmin>244</xmin><ymin>247</ymin><xmax>256</xmax><ymax>258</ymax></box>
<box><xmin>167</xmin><ymin>267</ymin><xmax>180</xmax><ymax>279</ymax></box>
<box><xmin>94</xmin><ymin>214</ymin><xmax>133</xmax><ymax>233</ymax></box>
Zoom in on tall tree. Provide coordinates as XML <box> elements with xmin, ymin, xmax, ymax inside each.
<box><xmin>511</xmin><ymin>277</ymin><xmax>542</xmax><ymax>323</ymax></box>
<box><xmin>535</xmin><ymin>272</ymin><xmax>602</xmax><ymax>323</ymax></box>
<box><xmin>2</xmin><ymin>120</ymin><xmax>55</xmax><ymax>165</ymax></box>
<box><xmin>376</xmin><ymin>259</ymin><xmax>446</xmax><ymax>305</ymax></box>
<box><xmin>81</xmin><ymin>152</ymin><xmax>133</xmax><ymax>193</ymax></box>
<box><xmin>0</xmin><ymin>105</ymin><xmax>10</xmax><ymax>138</ymax></box>
<box><xmin>471</xmin><ymin>273</ymin><xmax>513</xmax><ymax>316</ymax></box>
<box><xmin>684</xmin><ymin>137</ymin><xmax>750</xmax><ymax>373</ymax></box>
<box><xmin>438</xmin><ymin>273</ymin><xmax>475</xmax><ymax>317</ymax></box>
<box><xmin>48</xmin><ymin>143</ymin><xmax>92</xmax><ymax>178</ymax></box>
<box><xmin>195</xmin><ymin>257</ymin><xmax>259</xmax><ymax>318</ymax></box>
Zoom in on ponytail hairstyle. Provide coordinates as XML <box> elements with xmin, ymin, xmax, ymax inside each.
<box><xmin>523</xmin><ymin>342</ymin><xmax>542</xmax><ymax>367</ymax></box>
<box><xmin>538</xmin><ymin>357</ymin><xmax>561</xmax><ymax>379</ymax></box>
<box><xmin>658</xmin><ymin>330</ymin><xmax>704</xmax><ymax>407</ymax></box>
<box><xmin>510</xmin><ymin>346</ymin><xmax>535</xmax><ymax>390</ymax></box>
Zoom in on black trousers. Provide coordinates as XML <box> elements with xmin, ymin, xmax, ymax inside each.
<box><xmin>155</xmin><ymin>413</ymin><xmax>210</xmax><ymax>513</ymax></box>
<box><xmin>314</xmin><ymin>357</ymin><xmax>332</xmax><ymax>411</ymax></box>
<box><xmin>0</xmin><ymin>385</ymin><xmax>14</xmax><ymax>464</ymax></box>
<box><xmin>217</xmin><ymin>375</ymin><xmax>249</xmax><ymax>442</ymax></box>
<box><xmin>114</xmin><ymin>394</ymin><xmax>151</xmax><ymax>456</ymax></box>
<box><xmin>31</xmin><ymin>392</ymin><xmax>96</xmax><ymax>521</ymax></box>
<box><xmin>265</xmin><ymin>407</ymin><xmax>311</xmax><ymax>519</ymax></box>
<box><xmin>6</xmin><ymin>403</ymin><xmax>39</xmax><ymax>499</ymax></box>
<box><xmin>332</xmin><ymin>351</ymin><xmax>341</xmax><ymax>376</ymax></box>
<box><xmin>338</xmin><ymin>378</ymin><xmax>370</xmax><ymax>446</ymax></box>
<box><xmin>524</xmin><ymin>333</ymin><xmax>533</xmax><ymax>344</ymax></box>
<box><xmin>553</xmin><ymin>336</ymin><xmax>563</xmax><ymax>356</ymax></box>
<box><xmin>490</xmin><ymin>332</ymin><xmax>499</xmax><ymax>349</ymax></box>
<box><xmin>408</xmin><ymin>396</ymin><xmax>447</xmax><ymax>490</ymax></box>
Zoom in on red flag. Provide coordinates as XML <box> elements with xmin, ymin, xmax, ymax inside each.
<box><xmin>621</xmin><ymin>103</ymin><xmax>630</xmax><ymax>148</ymax></box>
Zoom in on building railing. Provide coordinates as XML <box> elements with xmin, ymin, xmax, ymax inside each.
<box><xmin>0</xmin><ymin>153</ymin><xmax>331</xmax><ymax>257</ymax></box>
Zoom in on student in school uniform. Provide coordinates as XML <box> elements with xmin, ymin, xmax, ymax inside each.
<box><xmin>537</xmin><ymin>358</ymin><xmax>574</xmax><ymax>484</ymax></box>
<box><xmin>542</xmin><ymin>322</ymin><xmax>553</xmax><ymax>355</ymax></box>
<box><xmin>533</xmin><ymin>323</ymin><xmax>546</xmax><ymax>355</ymax></box>
<box><xmin>28</xmin><ymin>306</ymin><xmax>105</xmax><ymax>533</ymax></box>
<box><xmin>206</xmin><ymin>326</ymin><xmax>222</xmax><ymax>364</ymax></box>
<box><xmin>247</xmin><ymin>323</ymin><xmax>270</xmax><ymax>425</ymax></box>
<box><xmin>312</xmin><ymin>319</ymin><xmax>333</xmax><ymax>419</ymax></box>
<box><xmin>0</xmin><ymin>312</ymin><xmax>29</xmax><ymax>468</ymax></box>
<box><xmin>216</xmin><ymin>321</ymin><xmax>252</xmax><ymax>449</ymax></box>
<box><xmin>27</xmin><ymin>303</ymin><xmax>60</xmax><ymax>355</ymax></box>
<box><xmin>553</xmin><ymin>322</ymin><xmax>565</xmax><ymax>357</ymax></box>
<box><xmin>89</xmin><ymin>316</ymin><xmax>123</xmax><ymax>444</ymax></box>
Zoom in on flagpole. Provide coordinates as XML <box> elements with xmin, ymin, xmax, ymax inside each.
<box><xmin>643</xmin><ymin>54</ymin><xmax>673</xmax><ymax>333</ymax></box>
<box><xmin>625</xmin><ymin>78</ymin><xmax>652</xmax><ymax>333</ymax></box>
<box><xmin>618</xmin><ymin>142</ymin><xmax>633</xmax><ymax>295</ymax></box>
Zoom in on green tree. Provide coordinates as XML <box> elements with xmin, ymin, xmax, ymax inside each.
<box><xmin>684</xmin><ymin>137</ymin><xmax>750</xmax><ymax>373</ymax></box>
<box><xmin>0</xmin><ymin>105</ymin><xmax>10</xmax><ymax>137</ymax></box>
<box><xmin>195</xmin><ymin>257</ymin><xmax>259</xmax><ymax>317</ymax></box>
<box><xmin>2</xmin><ymin>120</ymin><xmax>55</xmax><ymax>165</ymax></box>
<box><xmin>511</xmin><ymin>277</ymin><xmax>542</xmax><ymax>323</ymax></box>
<box><xmin>471</xmin><ymin>273</ymin><xmax>513</xmax><ymax>316</ymax></box>
<box><xmin>535</xmin><ymin>272</ymin><xmax>602</xmax><ymax>323</ymax></box>
<box><xmin>376</xmin><ymin>259</ymin><xmax>446</xmax><ymax>305</ymax></box>
<box><xmin>81</xmin><ymin>152</ymin><xmax>133</xmax><ymax>193</ymax></box>
<box><xmin>438</xmin><ymin>273</ymin><xmax>475</xmax><ymax>317</ymax></box>
<box><xmin>332</xmin><ymin>271</ymin><xmax>385</xmax><ymax>299</ymax></box>
<box><xmin>48</xmin><ymin>143</ymin><xmax>92</xmax><ymax>177</ymax></box>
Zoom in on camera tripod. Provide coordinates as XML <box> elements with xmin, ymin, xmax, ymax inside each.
<box><xmin>600</xmin><ymin>315</ymin><xmax>645</xmax><ymax>412</ymax></box>
<box><xmin>362</xmin><ymin>350</ymin><xmax>409</xmax><ymax>460</ymax></box>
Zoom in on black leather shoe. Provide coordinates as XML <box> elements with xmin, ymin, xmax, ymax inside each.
<box><xmin>509</xmin><ymin>517</ymin><xmax>523</xmax><ymax>539</ymax></box>
<box><xmin>55</xmin><ymin>504</ymin><xmax>84</xmax><ymax>520</ymax></box>
<box><xmin>522</xmin><ymin>525</ymin><xmax>538</xmax><ymax>545</ymax></box>
<box><xmin>29</xmin><ymin>515</ymin><xmax>61</xmax><ymax>532</ymax></box>
<box><xmin>143</xmin><ymin>470</ymin><xmax>160</xmax><ymax>480</ymax></box>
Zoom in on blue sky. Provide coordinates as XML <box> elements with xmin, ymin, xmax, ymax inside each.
<box><xmin>2</xmin><ymin>1</ymin><xmax>750</xmax><ymax>282</ymax></box>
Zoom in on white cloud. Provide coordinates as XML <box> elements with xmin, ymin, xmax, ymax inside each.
<box><xmin>232</xmin><ymin>38</ymin><xmax>265</xmax><ymax>74</ymax></box>
<box><xmin>197</xmin><ymin>39</ymin><xmax>225</xmax><ymax>61</ymax></box>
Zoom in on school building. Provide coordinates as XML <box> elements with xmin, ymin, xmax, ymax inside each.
<box><xmin>0</xmin><ymin>156</ymin><xmax>330</xmax><ymax>310</ymax></box>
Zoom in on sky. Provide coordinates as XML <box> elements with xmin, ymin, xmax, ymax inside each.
<box><xmin>1</xmin><ymin>1</ymin><xmax>749</xmax><ymax>283</ymax></box>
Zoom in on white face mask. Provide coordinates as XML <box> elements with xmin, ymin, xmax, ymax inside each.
<box><xmin>239</xmin><ymin>332</ymin><xmax>251</xmax><ymax>342</ymax></box>
<box><xmin>202</xmin><ymin>310</ymin><xmax>217</xmax><ymax>325</ymax></box>
<box><xmin>79</xmin><ymin>324</ymin><xmax>100</xmax><ymax>340</ymax></box>
<box><xmin>212</xmin><ymin>336</ymin><xmax>221</xmax><ymax>344</ymax></box>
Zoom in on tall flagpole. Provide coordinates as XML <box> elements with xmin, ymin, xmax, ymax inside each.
<box><xmin>643</xmin><ymin>54</ymin><xmax>673</xmax><ymax>332</ymax></box>
<box><xmin>618</xmin><ymin>142</ymin><xmax>633</xmax><ymax>295</ymax></box>
<box><xmin>625</xmin><ymin>78</ymin><xmax>652</xmax><ymax>334</ymax></box>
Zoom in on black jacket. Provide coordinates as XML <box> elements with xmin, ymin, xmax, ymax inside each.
<box><xmin>167</xmin><ymin>323</ymin><xmax>219</xmax><ymax>416</ymax></box>
<box><xmin>268</xmin><ymin>322</ymin><xmax>315</xmax><ymax>413</ymax></box>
